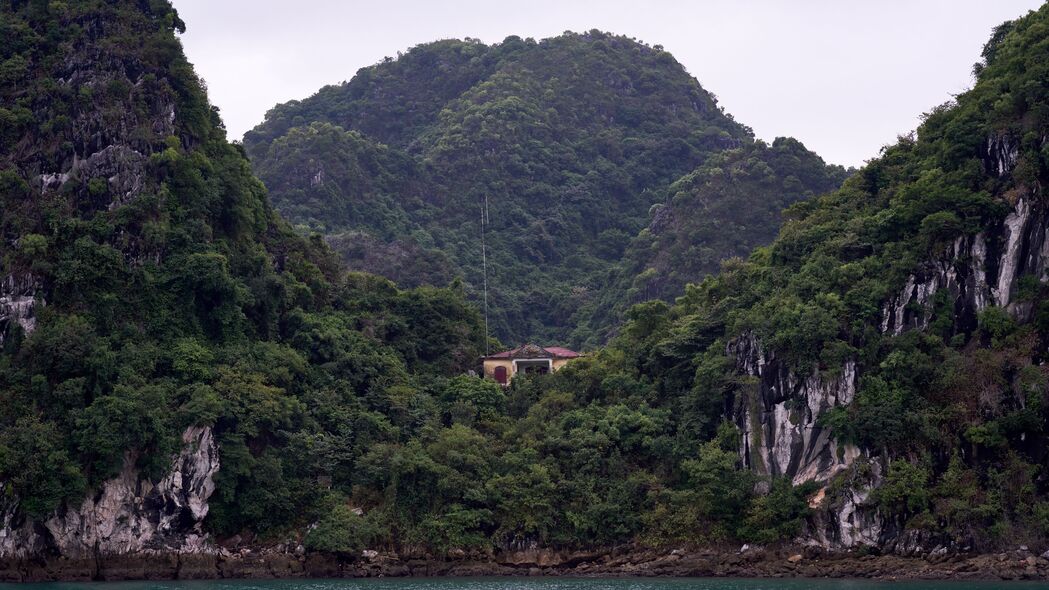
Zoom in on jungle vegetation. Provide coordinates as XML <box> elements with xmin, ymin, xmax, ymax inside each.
<box><xmin>244</xmin><ymin>32</ymin><xmax>849</xmax><ymax>347</ymax></box>
<box><xmin>0</xmin><ymin>0</ymin><xmax>1048</xmax><ymax>557</ymax></box>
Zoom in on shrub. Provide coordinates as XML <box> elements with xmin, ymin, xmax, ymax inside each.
<box><xmin>304</xmin><ymin>505</ymin><xmax>380</xmax><ymax>555</ymax></box>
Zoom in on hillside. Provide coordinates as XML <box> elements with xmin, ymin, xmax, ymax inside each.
<box><xmin>244</xmin><ymin>33</ymin><xmax>847</xmax><ymax>346</ymax></box>
<box><xmin>2</xmin><ymin>0</ymin><xmax>1049</xmax><ymax>580</ymax></box>
<box><xmin>0</xmin><ymin>0</ymin><xmax>485</xmax><ymax>558</ymax></box>
<box><xmin>572</xmin><ymin>137</ymin><xmax>850</xmax><ymax>345</ymax></box>
<box><xmin>538</xmin><ymin>5</ymin><xmax>1049</xmax><ymax>550</ymax></box>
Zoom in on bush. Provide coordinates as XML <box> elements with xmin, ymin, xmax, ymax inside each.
<box><xmin>873</xmin><ymin>459</ymin><xmax>931</xmax><ymax>515</ymax></box>
<box><xmin>0</xmin><ymin>417</ymin><xmax>86</xmax><ymax>518</ymax></box>
<box><xmin>739</xmin><ymin>478</ymin><xmax>817</xmax><ymax>544</ymax></box>
<box><xmin>978</xmin><ymin>307</ymin><xmax>1016</xmax><ymax>341</ymax></box>
<box><xmin>920</xmin><ymin>211</ymin><xmax>964</xmax><ymax>243</ymax></box>
<box><xmin>304</xmin><ymin>505</ymin><xmax>380</xmax><ymax>555</ymax></box>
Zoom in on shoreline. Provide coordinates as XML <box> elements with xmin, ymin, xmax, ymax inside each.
<box><xmin>2</xmin><ymin>546</ymin><xmax>1048</xmax><ymax>583</ymax></box>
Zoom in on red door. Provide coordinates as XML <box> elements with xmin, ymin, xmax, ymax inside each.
<box><xmin>494</xmin><ymin>366</ymin><xmax>508</xmax><ymax>385</ymax></box>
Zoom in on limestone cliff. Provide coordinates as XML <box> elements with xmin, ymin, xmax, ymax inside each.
<box><xmin>0</xmin><ymin>426</ymin><xmax>219</xmax><ymax>560</ymax></box>
<box><xmin>732</xmin><ymin>151</ymin><xmax>1047</xmax><ymax>550</ymax></box>
<box><xmin>0</xmin><ymin>273</ymin><xmax>39</xmax><ymax>347</ymax></box>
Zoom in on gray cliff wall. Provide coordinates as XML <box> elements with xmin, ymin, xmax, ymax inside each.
<box><xmin>0</xmin><ymin>426</ymin><xmax>219</xmax><ymax>560</ymax></box>
<box><xmin>729</xmin><ymin>135</ymin><xmax>1045</xmax><ymax>550</ymax></box>
<box><xmin>0</xmin><ymin>273</ymin><xmax>39</xmax><ymax>347</ymax></box>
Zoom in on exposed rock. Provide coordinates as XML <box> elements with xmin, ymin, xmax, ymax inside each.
<box><xmin>86</xmin><ymin>145</ymin><xmax>148</xmax><ymax>209</ymax></box>
<box><xmin>731</xmin><ymin>198</ymin><xmax>1049</xmax><ymax>553</ymax></box>
<box><xmin>831</xmin><ymin>480</ymin><xmax>882</xmax><ymax>548</ymax></box>
<box><xmin>0</xmin><ymin>273</ymin><xmax>40</xmax><ymax>345</ymax></box>
<box><xmin>36</xmin><ymin>144</ymin><xmax>148</xmax><ymax>210</ymax></box>
<box><xmin>731</xmin><ymin>332</ymin><xmax>859</xmax><ymax>487</ymax></box>
<box><xmin>881</xmin><ymin>196</ymin><xmax>1049</xmax><ymax>336</ymax></box>
<box><xmin>3</xmin><ymin>543</ymin><xmax>1049</xmax><ymax>582</ymax></box>
<box><xmin>0</xmin><ymin>426</ymin><xmax>219</xmax><ymax>561</ymax></box>
<box><xmin>986</xmin><ymin>132</ymin><xmax>1020</xmax><ymax>177</ymax></box>
<box><xmin>498</xmin><ymin>548</ymin><xmax>566</xmax><ymax>567</ymax></box>
<box><xmin>807</xmin><ymin>486</ymin><xmax>826</xmax><ymax>509</ymax></box>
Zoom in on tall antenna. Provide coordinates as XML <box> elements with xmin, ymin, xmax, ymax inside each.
<box><xmin>481</xmin><ymin>194</ymin><xmax>490</xmax><ymax>356</ymax></box>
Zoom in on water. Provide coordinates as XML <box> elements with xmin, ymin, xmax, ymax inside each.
<box><xmin>1</xmin><ymin>578</ymin><xmax>1045</xmax><ymax>590</ymax></box>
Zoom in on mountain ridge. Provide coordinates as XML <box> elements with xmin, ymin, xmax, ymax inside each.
<box><xmin>244</xmin><ymin>31</ymin><xmax>848</xmax><ymax>346</ymax></box>
<box><xmin>2</xmin><ymin>0</ymin><xmax>1049</xmax><ymax>580</ymax></box>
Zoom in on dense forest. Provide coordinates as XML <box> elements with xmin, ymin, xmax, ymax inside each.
<box><xmin>244</xmin><ymin>33</ymin><xmax>849</xmax><ymax>346</ymax></box>
<box><xmin>1</xmin><ymin>0</ymin><xmax>1048</xmax><ymax>565</ymax></box>
<box><xmin>0</xmin><ymin>0</ymin><xmax>485</xmax><ymax>539</ymax></box>
<box><xmin>561</xmin><ymin>7</ymin><xmax>1049</xmax><ymax>548</ymax></box>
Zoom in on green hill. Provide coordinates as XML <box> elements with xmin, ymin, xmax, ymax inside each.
<box><xmin>3</xmin><ymin>0</ymin><xmax>1048</xmax><ymax>569</ymax></box>
<box><xmin>573</xmin><ymin>137</ymin><xmax>850</xmax><ymax>345</ymax></box>
<box><xmin>244</xmin><ymin>33</ymin><xmax>847</xmax><ymax>346</ymax></box>
<box><xmin>534</xmin><ymin>5</ymin><xmax>1049</xmax><ymax>549</ymax></box>
<box><xmin>0</xmin><ymin>0</ymin><xmax>484</xmax><ymax>536</ymax></box>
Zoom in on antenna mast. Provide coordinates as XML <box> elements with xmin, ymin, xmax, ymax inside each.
<box><xmin>481</xmin><ymin>194</ymin><xmax>490</xmax><ymax>356</ymax></box>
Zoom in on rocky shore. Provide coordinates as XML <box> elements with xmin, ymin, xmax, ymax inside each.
<box><xmin>3</xmin><ymin>544</ymin><xmax>1049</xmax><ymax>583</ymax></box>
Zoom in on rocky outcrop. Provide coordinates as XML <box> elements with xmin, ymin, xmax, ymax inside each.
<box><xmin>881</xmin><ymin>195</ymin><xmax>1049</xmax><ymax>336</ymax></box>
<box><xmin>23</xmin><ymin>18</ymin><xmax>177</xmax><ymax>213</ymax></box>
<box><xmin>0</xmin><ymin>426</ymin><xmax>219</xmax><ymax>561</ymax></box>
<box><xmin>0</xmin><ymin>273</ymin><xmax>40</xmax><ymax>346</ymax></box>
<box><xmin>732</xmin><ymin>193</ymin><xmax>1049</xmax><ymax>551</ymax></box>
<box><xmin>986</xmin><ymin>132</ymin><xmax>1020</xmax><ymax>177</ymax></box>
<box><xmin>730</xmin><ymin>332</ymin><xmax>859</xmax><ymax>486</ymax></box>
<box><xmin>6</xmin><ymin>543</ymin><xmax>1049</xmax><ymax>582</ymax></box>
<box><xmin>729</xmin><ymin>331</ymin><xmax>876</xmax><ymax>550</ymax></box>
<box><xmin>806</xmin><ymin>459</ymin><xmax>887</xmax><ymax>550</ymax></box>
<box><xmin>37</xmin><ymin>145</ymin><xmax>149</xmax><ymax>210</ymax></box>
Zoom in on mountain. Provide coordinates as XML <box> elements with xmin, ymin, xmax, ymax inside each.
<box><xmin>572</xmin><ymin>137</ymin><xmax>850</xmax><ymax>345</ymax></box>
<box><xmin>0</xmin><ymin>0</ymin><xmax>485</xmax><ymax>562</ymax></box>
<box><xmin>3</xmin><ymin>0</ymin><xmax>1049</xmax><ymax>580</ymax></box>
<box><xmin>543</xmin><ymin>5</ymin><xmax>1049</xmax><ymax>549</ymax></box>
<box><xmin>244</xmin><ymin>33</ymin><xmax>848</xmax><ymax>346</ymax></box>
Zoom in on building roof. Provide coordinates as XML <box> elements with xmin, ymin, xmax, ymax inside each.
<box><xmin>484</xmin><ymin>344</ymin><xmax>582</xmax><ymax>360</ymax></box>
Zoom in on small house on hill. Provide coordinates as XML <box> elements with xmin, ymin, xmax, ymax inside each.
<box><xmin>482</xmin><ymin>344</ymin><xmax>582</xmax><ymax>385</ymax></box>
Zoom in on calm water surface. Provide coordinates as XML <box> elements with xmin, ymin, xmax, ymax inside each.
<box><xmin>2</xmin><ymin>578</ymin><xmax>1047</xmax><ymax>590</ymax></box>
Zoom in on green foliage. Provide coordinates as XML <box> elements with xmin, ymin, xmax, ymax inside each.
<box><xmin>74</xmin><ymin>384</ymin><xmax>178</xmax><ymax>481</ymax></box>
<box><xmin>873</xmin><ymin>459</ymin><xmax>932</xmax><ymax>515</ymax></box>
<box><xmin>245</xmin><ymin>32</ymin><xmax>848</xmax><ymax>346</ymax></box>
<box><xmin>0</xmin><ymin>0</ymin><xmax>488</xmax><ymax>547</ymax></box>
<box><xmin>978</xmin><ymin>306</ymin><xmax>1016</xmax><ymax>341</ymax></box>
<box><xmin>4</xmin><ymin>0</ymin><xmax>1049</xmax><ymax>559</ymax></box>
<box><xmin>570</xmin><ymin>4</ymin><xmax>1049</xmax><ymax>551</ymax></box>
<box><xmin>0</xmin><ymin>417</ymin><xmax>85</xmax><ymax>518</ymax></box>
<box><xmin>439</xmin><ymin>375</ymin><xmax>506</xmax><ymax>424</ymax></box>
<box><xmin>920</xmin><ymin>210</ymin><xmax>964</xmax><ymax>244</ymax></box>
<box><xmin>575</xmin><ymin>138</ymin><xmax>850</xmax><ymax>345</ymax></box>
<box><xmin>304</xmin><ymin>503</ymin><xmax>380</xmax><ymax>555</ymax></box>
<box><xmin>739</xmin><ymin>478</ymin><xmax>818</xmax><ymax>544</ymax></box>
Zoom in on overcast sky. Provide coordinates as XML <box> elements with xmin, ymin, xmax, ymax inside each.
<box><xmin>171</xmin><ymin>0</ymin><xmax>1043</xmax><ymax>168</ymax></box>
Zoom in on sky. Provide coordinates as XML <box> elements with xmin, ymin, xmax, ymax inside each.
<box><xmin>171</xmin><ymin>0</ymin><xmax>1044</xmax><ymax>168</ymax></box>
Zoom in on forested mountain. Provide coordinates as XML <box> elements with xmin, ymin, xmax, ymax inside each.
<box><xmin>543</xmin><ymin>5</ymin><xmax>1049</xmax><ymax>549</ymax></box>
<box><xmin>3</xmin><ymin>0</ymin><xmax>1049</xmax><ymax>578</ymax></box>
<box><xmin>0</xmin><ymin>0</ymin><xmax>485</xmax><ymax>552</ymax></box>
<box><xmin>244</xmin><ymin>34</ymin><xmax>848</xmax><ymax>346</ymax></box>
<box><xmin>573</xmin><ymin>137</ymin><xmax>850</xmax><ymax>345</ymax></box>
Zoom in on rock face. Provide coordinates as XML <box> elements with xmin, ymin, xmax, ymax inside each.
<box><xmin>37</xmin><ymin>144</ymin><xmax>150</xmax><ymax>210</ymax></box>
<box><xmin>0</xmin><ymin>273</ymin><xmax>40</xmax><ymax>346</ymax></box>
<box><xmin>882</xmin><ymin>195</ymin><xmax>1049</xmax><ymax>336</ymax></box>
<box><xmin>732</xmin><ymin>192</ymin><xmax>1049</xmax><ymax>551</ymax></box>
<box><xmin>0</xmin><ymin>426</ymin><xmax>219</xmax><ymax>560</ymax></box>
<box><xmin>729</xmin><ymin>332</ymin><xmax>874</xmax><ymax>551</ymax></box>
<box><xmin>730</xmin><ymin>332</ymin><xmax>859</xmax><ymax>487</ymax></box>
<box><xmin>15</xmin><ymin>11</ymin><xmax>178</xmax><ymax>224</ymax></box>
